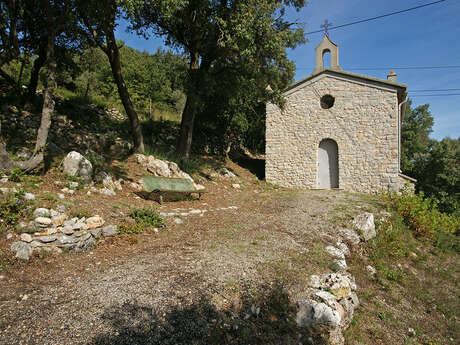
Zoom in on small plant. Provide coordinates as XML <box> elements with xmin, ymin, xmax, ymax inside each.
<box><xmin>41</xmin><ymin>192</ymin><xmax>59</xmax><ymax>202</ymax></box>
<box><xmin>8</xmin><ymin>167</ymin><xmax>22</xmax><ymax>182</ymax></box>
<box><xmin>118</xmin><ymin>222</ymin><xmax>145</xmax><ymax>235</ymax></box>
<box><xmin>129</xmin><ymin>208</ymin><xmax>164</xmax><ymax>228</ymax></box>
<box><xmin>0</xmin><ymin>191</ymin><xmax>28</xmax><ymax>233</ymax></box>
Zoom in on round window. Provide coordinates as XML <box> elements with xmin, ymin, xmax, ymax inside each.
<box><xmin>320</xmin><ymin>94</ymin><xmax>335</xmax><ymax>109</ymax></box>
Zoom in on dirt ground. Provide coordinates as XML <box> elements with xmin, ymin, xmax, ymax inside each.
<box><xmin>0</xmin><ymin>159</ymin><xmax>458</xmax><ymax>345</ymax></box>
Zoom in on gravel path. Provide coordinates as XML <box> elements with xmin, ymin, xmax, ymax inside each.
<box><xmin>0</xmin><ymin>190</ymin><xmax>367</xmax><ymax>345</ymax></box>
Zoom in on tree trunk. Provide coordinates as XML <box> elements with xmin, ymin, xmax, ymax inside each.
<box><xmin>0</xmin><ymin>25</ymin><xmax>56</xmax><ymax>174</ymax></box>
<box><xmin>176</xmin><ymin>52</ymin><xmax>200</xmax><ymax>166</ymax></box>
<box><xmin>26</xmin><ymin>45</ymin><xmax>46</xmax><ymax>102</ymax></box>
<box><xmin>34</xmin><ymin>30</ymin><xmax>56</xmax><ymax>154</ymax></box>
<box><xmin>105</xmin><ymin>30</ymin><xmax>144</xmax><ymax>153</ymax></box>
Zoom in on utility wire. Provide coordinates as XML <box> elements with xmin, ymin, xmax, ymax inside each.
<box><xmin>409</xmin><ymin>88</ymin><xmax>460</xmax><ymax>92</ymax></box>
<box><xmin>408</xmin><ymin>94</ymin><xmax>460</xmax><ymax>96</ymax></box>
<box><xmin>296</xmin><ymin>65</ymin><xmax>460</xmax><ymax>70</ymax></box>
<box><xmin>306</xmin><ymin>0</ymin><xmax>448</xmax><ymax>35</ymax></box>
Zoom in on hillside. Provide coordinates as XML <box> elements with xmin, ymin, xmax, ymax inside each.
<box><xmin>0</xmin><ymin>96</ymin><xmax>458</xmax><ymax>345</ymax></box>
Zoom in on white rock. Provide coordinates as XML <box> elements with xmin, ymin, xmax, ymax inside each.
<box><xmin>20</xmin><ymin>233</ymin><xmax>32</xmax><ymax>242</ymax></box>
<box><xmin>6</xmin><ymin>233</ymin><xmax>13</xmax><ymax>240</ymax></box>
<box><xmin>86</xmin><ymin>215</ymin><xmax>105</xmax><ymax>229</ymax></box>
<box><xmin>338</xmin><ymin>228</ymin><xmax>360</xmax><ymax>245</ymax></box>
<box><xmin>62</xmin><ymin>151</ymin><xmax>93</xmax><ymax>183</ymax></box>
<box><xmin>174</xmin><ymin>218</ymin><xmax>184</xmax><ymax>224</ymax></box>
<box><xmin>33</xmin><ymin>208</ymin><xmax>50</xmax><ymax>218</ymax></box>
<box><xmin>35</xmin><ymin>217</ymin><xmax>52</xmax><ymax>227</ymax></box>
<box><xmin>326</xmin><ymin>246</ymin><xmax>346</xmax><ymax>260</ymax></box>
<box><xmin>24</xmin><ymin>193</ymin><xmax>35</xmax><ymax>200</ymax></box>
<box><xmin>11</xmin><ymin>241</ymin><xmax>32</xmax><ymax>260</ymax></box>
<box><xmin>232</xmin><ymin>184</ymin><xmax>241</xmax><ymax>189</ymax></box>
<box><xmin>352</xmin><ymin>213</ymin><xmax>376</xmax><ymax>241</ymax></box>
<box><xmin>58</xmin><ymin>193</ymin><xmax>65</xmax><ymax>200</ymax></box>
<box><xmin>366</xmin><ymin>265</ymin><xmax>377</xmax><ymax>276</ymax></box>
<box><xmin>100</xmin><ymin>188</ymin><xmax>116</xmax><ymax>196</ymax></box>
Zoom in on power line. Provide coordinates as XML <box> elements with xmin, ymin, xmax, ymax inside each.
<box><xmin>409</xmin><ymin>93</ymin><xmax>460</xmax><ymax>97</ymax></box>
<box><xmin>296</xmin><ymin>65</ymin><xmax>460</xmax><ymax>70</ymax></box>
<box><xmin>306</xmin><ymin>0</ymin><xmax>448</xmax><ymax>35</ymax></box>
<box><xmin>409</xmin><ymin>88</ymin><xmax>460</xmax><ymax>92</ymax></box>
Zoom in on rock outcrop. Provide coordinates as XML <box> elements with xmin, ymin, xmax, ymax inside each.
<box><xmin>62</xmin><ymin>151</ymin><xmax>93</xmax><ymax>184</ymax></box>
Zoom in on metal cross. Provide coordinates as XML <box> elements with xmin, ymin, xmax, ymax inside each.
<box><xmin>320</xmin><ymin>19</ymin><xmax>333</xmax><ymax>36</ymax></box>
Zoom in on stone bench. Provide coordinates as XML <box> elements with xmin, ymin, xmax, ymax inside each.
<box><xmin>141</xmin><ymin>176</ymin><xmax>205</xmax><ymax>204</ymax></box>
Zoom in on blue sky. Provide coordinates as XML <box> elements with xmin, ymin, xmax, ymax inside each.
<box><xmin>115</xmin><ymin>0</ymin><xmax>460</xmax><ymax>140</ymax></box>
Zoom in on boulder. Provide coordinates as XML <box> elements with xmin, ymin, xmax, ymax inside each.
<box><xmin>86</xmin><ymin>216</ymin><xmax>105</xmax><ymax>229</ymax></box>
<box><xmin>11</xmin><ymin>241</ymin><xmax>33</xmax><ymax>260</ymax></box>
<box><xmin>20</xmin><ymin>233</ymin><xmax>32</xmax><ymax>243</ymax></box>
<box><xmin>62</xmin><ymin>151</ymin><xmax>93</xmax><ymax>183</ymax></box>
<box><xmin>33</xmin><ymin>208</ymin><xmax>50</xmax><ymax>218</ymax></box>
<box><xmin>351</xmin><ymin>213</ymin><xmax>376</xmax><ymax>241</ymax></box>
<box><xmin>337</xmin><ymin>228</ymin><xmax>360</xmax><ymax>245</ymax></box>
<box><xmin>102</xmin><ymin>225</ymin><xmax>118</xmax><ymax>237</ymax></box>
<box><xmin>297</xmin><ymin>273</ymin><xmax>359</xmax><ymax>345</ymax></box>
<box><xmin>35</xmin><ymin>217</ymin><xmax>52</xmax><ymax>228</ymax></box>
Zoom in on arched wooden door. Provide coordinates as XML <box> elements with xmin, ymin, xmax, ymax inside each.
<box><xmin>317</xmin><ymin>139</ymin><xmax>339</xmax><ymax>189</ymax></box>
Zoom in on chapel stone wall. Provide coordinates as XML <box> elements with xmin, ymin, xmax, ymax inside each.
<box><xmin>266</xmin><ymin>75</ymin><xmax>400</xmax><ymax>193</ymax></box>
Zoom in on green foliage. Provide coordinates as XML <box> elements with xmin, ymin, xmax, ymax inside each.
<box><xmin>401</xmin><ymin>100</ymin><xmax>459</xmax><ymax>215</ymax></box>
<box><xmin>0</xmin><ymin>190</ymin><xmax>28</xmax><ymax>233</ymax></box>
<box><xmin>390</xmin><ymin>191</ymin><xmax>460</xmax><ymax>252</ymax></box>
<box><xmin>129</xmin><ymin>208</ymin><xmax>164</xmax><ymax>228</ymax></box>
<box><xmin>118</xmin><ymin>222</ymin><xmax>145</xmax><ymax>235</ymax></box>
<box><xmin>8</xmin><ymin>167</ymin><xmax>22</xmax><ymax>182</ymax></box>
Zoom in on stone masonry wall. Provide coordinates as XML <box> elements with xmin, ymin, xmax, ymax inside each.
<box><xmin>266</xmin><ymin>74</ymin><xmax>401</xmax><ymax>193</ymax></box>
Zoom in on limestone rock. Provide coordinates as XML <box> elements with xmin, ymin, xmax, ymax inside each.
<box><xmin>102</xmin><ymin>225</ymin><xmax>118</xmax><ymax>237</ymax></box>
<box><xmin>33</xmin><ymin>208</ymin><xmax>50</xmax><ymax>218</ymax></box>
<box><xmin>86</xmin><ymin>216</ymin><xmax>104</xmax><ymax>229</ymax></box>
<box><xmin>338</xmin><ymin>228</ymin><xmax>360</xmax><ymax>245</ymax></box>
<box><xmin>100</xmin><ymin>187</ymin><xmax>116</xmax><ymax>196</ymax></box>
<box><xmin>35</xmin><ymin>217</ymin><xmax>52</xmax><ymax>228</ymax></box>
<box><xmin>24</xmin><ymin>192</ymin><xmax>35</xmax><ymax>200</ymax></box>
<box><xmin>90</xmin><ymin>228</ymin><xmax>102</xmax><ymax>239</ymax></box>
<box><xmin>62</xmin><ymin>151</ymin><xmax>93</xmax><ymax>183</ymax></box>
<box><xmin>351</xmin><ymin>213</ymin><xmax>376</xmax><ymax>241</ymax></box>
<box><xmin>366</xmin><ymin>265</ymin><xmax>377</xmax><ymax>276</ymax></box>
<box><xmin>36</xmin><ymin>235</ymin><xmax>57</xmax><ymax>243</ymax></box>
<box><xmin>298</xmin><ymin>273</ymin><xmax>359</xmax><ymax>345</ymax></box>
<box><xmin>52</xmin><ymin>214</ymin><xmax>67</xmax><ymax>227</ymax></box>
<box><xmin>11</xmin><ymin>241</ymin><xmax>32</xmax><ymax>260</ymax></box>
<box><xmin>20</xmin><ymin>233</ymin><xmax>32</xmax><ymax>243</ymax></box>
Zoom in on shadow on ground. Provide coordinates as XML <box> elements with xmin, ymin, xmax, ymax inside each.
<box><xmin>234</xmin><ymin>157</ymin><xmax>265</xmax><ymax>181</ymax></box>
<box><xmin>88</xmin><ymin>282</ymin><xmax>321</xmax><ymax>345</ymax></box>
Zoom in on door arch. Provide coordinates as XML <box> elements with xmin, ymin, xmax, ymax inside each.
<box><xmin>317</xmin><ymin>139</ymin><xmax>339</xmax><ymax>189</ymax></box>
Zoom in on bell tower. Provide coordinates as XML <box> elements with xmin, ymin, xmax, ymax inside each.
<box><xmin>313</xmin><ymin>34</ymin><xmax>341</xmax><ymax>74</ymax></box>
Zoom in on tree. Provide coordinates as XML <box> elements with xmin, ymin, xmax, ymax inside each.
<box><xmin>417</xmin><ymin>138</ymin><xmax>460</xmax><ymax>215</ymax></box>
<box><xmin>0</xmin><ymin>0</ymin><xmax>68</xmax><ymax>173</ymax></box>
<box><xmin>129</xmin><ymin>0</ymin><xmax>306</xmax><ymax>164</ymax></box>
<box><xmin>401</xmin><ymin>99</ymin><xmax>434</xmax><ymax>178</ymax></box>
<box><xmin>401</xmin><ymin>100</ymin><xmax>459</xmax><ymax>215</ymax></box>
<box><xmin>77</xmin><ymin>0</ymin><xmax>145</xmax><ymax>152</ymax></box>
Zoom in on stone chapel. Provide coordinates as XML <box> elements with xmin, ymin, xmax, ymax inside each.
<box><xmin>266</xmin><ymin>35</ymin><xmax>415</xmax><ymax>193</ymax></box>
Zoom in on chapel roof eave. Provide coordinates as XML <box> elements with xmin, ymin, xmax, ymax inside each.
<box><xmin>284</xmin><ymin>68</ymin><xmax>407</xmax><ymax>100</ymax></box>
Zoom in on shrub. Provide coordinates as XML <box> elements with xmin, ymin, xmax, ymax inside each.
<box><xmin>8</xmin><ymin>167</ymin><xmax>22</xmax><ymax>182</ymax></box>
<box><xmin>0</xmin><ymin>190</ymin><xmax>27</xmax><ymax>233</ymax></box>
<box><xmin>129</xmin><ymin>208</ymin><xmax>164</xmax><ymax>229</ymax></box>
<box><xmin>390</xmin><ymin>190</ymin><xmax>460</xmax><ymax>252</ymax></box>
